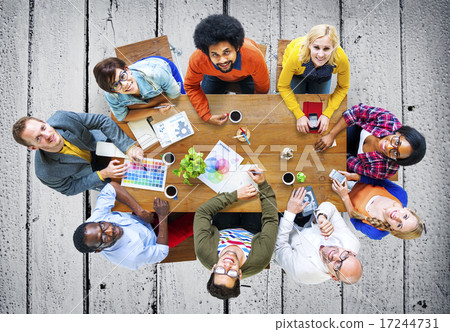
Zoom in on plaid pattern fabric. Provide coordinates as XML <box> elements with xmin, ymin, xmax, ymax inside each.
<box><xmin>344</xmin><ymin>103</ymin><xmax>401</xmax><ymax>179</ymax></box>
<box><xmin>217</xmin><ymin>228</ymin><xmax>253</xmax><ymax>258</ymax></box>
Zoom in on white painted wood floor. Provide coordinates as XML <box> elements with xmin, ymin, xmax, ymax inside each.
<box><xmin>0</xmin><ymin>0</ymin><xmax>448</xmax><ymax>314</ymax></box>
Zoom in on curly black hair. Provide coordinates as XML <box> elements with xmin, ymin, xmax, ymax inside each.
<box><xmin>206</xmin><ymin>272</ymin><xmax>241</xmax><ymax>299</ymax></box>
<box><xmin>394</xmin><ymin>125</ymin><xmax>426</xmax><ymax>166</ymax></box>
<box><xmin>193</xmin><ymin>14</ymin><xmax>245</xmax><ymax>55</ymax></box>
<box><xmin>73</xmin><ymin>222</ymin><xmax>96</xmax><ymax>253</ymax></box>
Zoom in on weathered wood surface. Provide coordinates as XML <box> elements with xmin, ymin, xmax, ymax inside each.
<box><xmin>341</xmin><ymin>0</ymin><xmax>404</xmax><ymax>314</ymax></box>
<box><xmin>402</xmin><ymin>0</ymin><xmax>450</xmax><ymax>314</ymax></box>
<box><xmin>87</xmin><ymin>0</ymin><xmax>160</xmax><ymax>314</ymax></box>
<box><xmin>0</xmin><ymin>0</ymin><xmax>29</xmax><ymax>314</ymax></box>
<box><xmin>26</xmin><ymin>0</ymin><xmax>86</xmax><ymax>313</ymax></box>
<box><xmin>0</xmin><ymin>0</ymin><xmax>448</xmax><ymax>315</ymax></box>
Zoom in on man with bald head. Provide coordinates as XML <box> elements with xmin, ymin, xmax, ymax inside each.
<box><xmin>274</xmin><ymin>188</ymin><xmax>362</xmax><ymax>285</ymax></box>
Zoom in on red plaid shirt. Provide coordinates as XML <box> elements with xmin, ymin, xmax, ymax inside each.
<box><xmin>343</xmin><ymin>103</ymin><xmax>402</xmax><ymax>179</ymax></box>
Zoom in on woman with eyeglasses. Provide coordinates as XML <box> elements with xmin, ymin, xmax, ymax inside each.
<box><xmin>314</xmin><ymin>103</ymin><xmax>426</xmax><ymax>179</ymax></box>
<box><xmin>94</xmin><ymin>56</ymin><xmax>185</xmax><ymax>121</ymax></box>
<box><xmin>331</xmin><ymin>171</ymin><xmax>424</xmax><ymax>240</ymax></box>
<box><xmin>278</xmin><ymin>24</ymin><xmax>350</xmax><ymax>134</ymax></box>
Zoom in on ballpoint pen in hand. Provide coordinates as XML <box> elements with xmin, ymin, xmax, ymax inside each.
<box><xmin>153</xmin><ymin>104</ymin><xmax>175</xmax><ymax>109</ymax></box>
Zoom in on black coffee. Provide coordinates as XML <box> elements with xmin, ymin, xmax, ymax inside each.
<box><xmin>164</xmin><ymin>153</ymin><xmax>175</xmax><ymax>163</ymax></box>
<box><xmin>283</xmin><ymin>173</ymin><xmax>294</xmax><ymax>183</ymax></box>
<box><xmin>230</xmin><ymin>111</ymin><xmax>241</xmax><ymax>121</ymax></box>
<box><xmin>166</xmin><ymin>186</ymin><xmax>176</xmax><ymax>196</ymax></box>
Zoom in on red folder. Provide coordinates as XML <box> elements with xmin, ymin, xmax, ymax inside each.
<box><xmin>302</xmin><ymin>102</ymin><xmax>323</xmax><ymax>133</ymax></box>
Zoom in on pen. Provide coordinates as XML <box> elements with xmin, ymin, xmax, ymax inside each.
<box><xmin>239</xmin><ymin>127</ymin><xmax>251</xmax><ymax>145</ymax></box>
<box><xmin>153</xmin><ymin>104</ymin><xmax>175</xmax><ymax>109</ymax></box>
<box><xmin>232</xmin><ymin>134</ymin><xmax>245</xmax><ymax>138</ymax></box>
<box><xmin>251</xmin><ymin>171</ymin><xmax>262</xmax><ymax>174</ymax></box>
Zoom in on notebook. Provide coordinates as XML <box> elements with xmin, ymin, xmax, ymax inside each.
<box><xmin>127</xmin><ymin>117</ymin><xmax>159</xmax><ymax>150</ymax></box>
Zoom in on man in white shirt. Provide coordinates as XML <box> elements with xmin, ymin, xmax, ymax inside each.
<box><xmin>274</xmin><ymin>187</ymin><xmax>362</xmax><ymax>285</ymax></box>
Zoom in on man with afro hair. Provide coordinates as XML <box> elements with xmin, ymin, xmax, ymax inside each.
<box><xmin>185</xmin><ymin>14</ymin><xmax>270</xmax><ymax>125</ymax></box>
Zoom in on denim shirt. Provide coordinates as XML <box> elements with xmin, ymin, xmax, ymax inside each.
<box><xmin>104</xmin><ymin>57</ymin><xmax>181</xmax><ymax>121</ymax></box>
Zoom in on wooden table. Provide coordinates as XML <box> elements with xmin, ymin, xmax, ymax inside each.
<box><xmin>112</xmin><ymin>94</ymin><xmax>347</xmax><ymax>214</ymax></box>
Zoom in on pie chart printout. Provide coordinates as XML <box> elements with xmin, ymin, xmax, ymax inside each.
<box><xmin>206</xmin><ymin>157</ymin><xmax>230</xmax><ymax>184</ymax></box>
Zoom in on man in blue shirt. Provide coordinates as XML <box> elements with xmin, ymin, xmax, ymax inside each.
<box><xmin>73</xmin><ymin>182</ymin><xmax>170</xmax><ymax>270</ymax></box>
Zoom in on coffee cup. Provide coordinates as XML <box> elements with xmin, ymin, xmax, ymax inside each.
<box><xmin>282</xmin><ymin>172</ymin><xmax>295</xmax><ymax>186</ymax></box>
<box><xmin>162</xmin><ymin>152</ymin><xmax>175</xmax><ymax>166</ymax></box>
<box><xmin>164</xmin><ymin>185</ymin><xmax>178</xmax><ymax>200</ymax></box>
<box><xmin>229</xmin><ymin>110</ymin><xmax>242</xmax><ymax>123</ymax></box>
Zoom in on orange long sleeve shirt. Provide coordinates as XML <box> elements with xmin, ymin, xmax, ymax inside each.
<box><xmin>184</xmin><ymin>38</ymin><xmax>270</xmax><ymax>121</ymax></box>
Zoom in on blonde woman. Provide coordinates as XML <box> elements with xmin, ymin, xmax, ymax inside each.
<box><xmin>278</xmin><ymin>24</ymin><xmax>350</xmax><ymax>134</ymax></box>
<box><xmin>332</xmin><ymin>171</ymin><xmax>424</xmax><ymax>240</ymax></box>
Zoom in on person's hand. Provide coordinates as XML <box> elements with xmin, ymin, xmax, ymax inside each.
<box><xmin>286</xmin><ymin>187</ymin><xmax>309</xmax><ymax>214</ymax></box>
<box><xmin>313</xmin><ymin>133</ymin><xmax>335</xmax><ymax>152</ymax></box>
<box><xmin>137</xmin><ymin>210</ymin><xmax>155</xmax><ymax>224</ymax></box>
<box><xmin>156</xmin><ymin>102</ymin><xmax>172</xmax><ymax>115</ymax></box>
<box><xmin>331</xmin><ymin>178</ymin><xmax>349</xmax><ymax>199</ymax></box>
<box><xmin>100</xmin><ymin>160</ymin><xmax>129</xmax><ymax>179</ymax></box>
<box><xmin>296</xmin><ymin>116</ymin><xmax>310</xmax><ymax>133</ymax></box>
<box><xmin>338</xmin><ymin>170</ymin><xmax>360</xmax><ymax>182</ymax></box>
<box><xmin>237</xmin><ymin>184</ymin><xmax>258</xmax><ymax>200</ymax></box>
<box><xmin>126</xmin><ymin>146</ymin><xmax>144</xmax><ymax>163</ymax></box>
<box><xmin>153</xmin><ymin>197</ymin><xmax>169</xmax><ymax>222</ymax></box>
<box><xmin>207</xmin><ymin>113</ymin><xmax>228</xmax><ymax>126</ymax></box>
<box><xmin>317</xmin><ymin>115</ymin><xmax>330</xmax><ymax>134</ymax></box>
<box><xmin>248</xmin><ymin>166</ymin><xmax>265</xmax><ymax>184</ymax></box>
<box><xmin>318</xmin><ymin>214</ymin><xmax>334</xmax><ymax>239</ymax></box>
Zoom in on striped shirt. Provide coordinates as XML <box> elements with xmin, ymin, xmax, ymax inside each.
<box><xmin>217</xmin><ymin>228</ymin><xmax>253</xmax><ymax>258</ymax></box>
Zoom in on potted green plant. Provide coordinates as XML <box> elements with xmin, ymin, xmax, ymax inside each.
<box><xmin>172</xmin><ymin>147</ymin><xmax>206</xmax><ymax>185</ymax></box>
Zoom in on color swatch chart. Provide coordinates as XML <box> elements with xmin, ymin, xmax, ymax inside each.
<box><xmin>121</xmin><ymin>158</ymin><xmax>167</xmax><ymax>191</ymax></box>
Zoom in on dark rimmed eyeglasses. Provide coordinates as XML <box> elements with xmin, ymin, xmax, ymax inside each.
<box><xmin>388</xmin><ymin>135</ymin><xmax>403</xmax><ymax>160</ymax></box>
<box><xmin>332</xmin><ymin>250</ymin><xmax>354</xmax><ymax>280</ymax></box>
<box><xmin>111</xmin><ymin>70</ymin><xmax>128</xmax><ymax>92</ymax></box>
<box><xmin>213</xmin><ymin>266</ymin><xmax>239</xmax><ymax>278</ymax></box>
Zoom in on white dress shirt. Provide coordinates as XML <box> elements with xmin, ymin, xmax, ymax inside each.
<box><xmin>274</xmin><ymin>202</ymin><xmax>360</xmax><ymax>284</ymax></box>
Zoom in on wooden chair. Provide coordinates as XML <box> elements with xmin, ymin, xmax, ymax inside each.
<box><xmin>275</xmin><ymin>39</ymin><xmax>292</xmax><ymax>92</ymax></box>
<box><xmin>114</xmin><ymin>35</ymin><xmax>173</xmax><ymax>64</ymax></box>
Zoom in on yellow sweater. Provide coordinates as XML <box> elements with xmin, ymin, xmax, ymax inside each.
<box><xmin>278</xmin><ymin>36</ymin><xmax>350</xmax><ymax>119</ymax></box>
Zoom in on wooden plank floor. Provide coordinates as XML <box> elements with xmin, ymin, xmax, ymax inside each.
<box><xmin>0</xmin><ymin>0</ymin><xmax>448</xmax><ymax>315</ymax></box>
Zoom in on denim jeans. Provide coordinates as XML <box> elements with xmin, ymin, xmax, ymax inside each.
<box><xmin>201</xmin><ymin>75</ymin><xmax>255</xmax><ymax>94</ymax></box>
<box><xmin>347</xmin><ymin>125</ymin><xmax>363</xmax><ymax>156</ymax></box>
<box><xmin>290</xmin><ymin>75</ymin><xmax>332</xmax><ymax>94</ymax></box>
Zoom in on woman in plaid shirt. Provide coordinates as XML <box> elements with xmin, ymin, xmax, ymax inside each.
<box><xmin>314</xmin><ymin>103</ymin><xmax>426</xmax><ymax>179</ymax></box>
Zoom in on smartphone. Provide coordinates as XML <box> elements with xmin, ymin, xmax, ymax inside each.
<box><xmin>329</xmin><ymin>169</ymin><xmax>346</xmax><ymax>185</ymax></box>
<box><xmin>309</xmin><ymin>113</ymin><xmax>318</xmax><ymax>130</ymax></box>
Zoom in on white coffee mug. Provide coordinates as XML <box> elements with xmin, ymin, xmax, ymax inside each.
<box><xmin>164</xmin><ymin>185</ymin><xmax>178</xmax><ymax>200</ymax></box>
<box><xmin>162</xmin><ymin>152</ymin><xmax>176</xmax><ymax>166</ymax></box>
<box><xmin>229</xmin><ymin>110</ymin><xmax>242</xmax><ymax>123</ymax></box>
<box><xmin>282</xmin><ymin>172</ymin><xmax>295</xmax><ymax>186</ymax></box>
